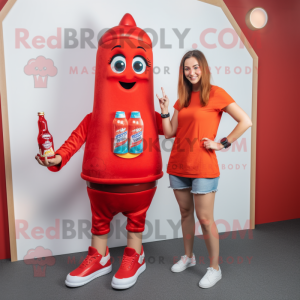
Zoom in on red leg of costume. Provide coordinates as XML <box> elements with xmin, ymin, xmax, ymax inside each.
<box><xmin>87</xmin><ymin>187</ymin><xmax>157</xmax><ymax>235</ymax></box>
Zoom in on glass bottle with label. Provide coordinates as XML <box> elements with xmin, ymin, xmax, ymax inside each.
<box><xmin>37</xmin><ymin>112</ymin><xmax>55</xmax><ymax>161</ymax></box>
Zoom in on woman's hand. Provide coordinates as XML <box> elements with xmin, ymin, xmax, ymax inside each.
<box><xmin>156</xmin><ymin>87</ymin><xmax>169</xmax><ymax>114</ymax></box>
<box><xmin>35</xmin><ymin>154</ymin><xmax>62</xmax><ymax>167</ymax></box>
<box><xmin>201</xmin><ymin>138</ymin><xmax>224</xmax><ymax>151</ymax></box>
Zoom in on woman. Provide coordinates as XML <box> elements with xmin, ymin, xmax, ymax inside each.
<box><xmin>156</xmin><ymin>50</ymin><xmax>252</xmax><ymax>288</ymax></box>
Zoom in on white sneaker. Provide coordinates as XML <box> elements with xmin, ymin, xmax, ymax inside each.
<box><xmin>171</xmin><ymin>254</ymin><xmax>196</xmax><ymax>272</ymax></box>
<box><xmin>199</xmin><ymin>265</ymin><xmax>222</xmax><ymax>288</ymax></box>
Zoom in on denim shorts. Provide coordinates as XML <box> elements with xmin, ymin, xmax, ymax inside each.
<box><xmin>168</xmin><ymin>174</ymin><xmax>220</xmax><ymax>194</ymax></box>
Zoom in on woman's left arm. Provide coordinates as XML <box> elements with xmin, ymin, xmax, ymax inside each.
<box><xmin>202</xmin><ymin>102</ymin><xmax>252</xmax><ymax>151</ymax></box>
<box><xmin>221</xmin><ymin>102</ymin><xmax>252</xmax><ymax>146</ymax></box>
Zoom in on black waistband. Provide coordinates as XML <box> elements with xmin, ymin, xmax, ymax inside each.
<box><xmin>86</xmin><ymin>180</ymin><xmax>158</xmax><ymax>193</ymax></box>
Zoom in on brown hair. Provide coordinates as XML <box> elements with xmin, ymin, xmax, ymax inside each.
<box><xmin>177</xmin><ymin>50</ymin><xmax>211</xmax><ymax>109</ymax></box>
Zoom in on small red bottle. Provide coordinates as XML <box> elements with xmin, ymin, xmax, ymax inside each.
<box><xmin>37</xmin><ymin>112</ymin><xmax>55</xmax><ymax>161</ymax></box>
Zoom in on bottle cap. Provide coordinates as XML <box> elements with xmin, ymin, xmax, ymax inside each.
<box><xmin>115</xmin><ymin>111</ymin><xmax>126</xmax><ymax>118</ymax></box>
<box><xmin>38</xmin><ymin>112</ymin><xmax>45</xmax><ymax>116</ymax></box>
<box><xmin>130</xmin><ymin>111</ymin><xmax>141</xmax><ymax>118</ymax></box>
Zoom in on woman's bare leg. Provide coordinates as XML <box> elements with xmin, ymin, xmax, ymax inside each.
<box><xmin>174</xmin><ymin>188</ymin><xmax>195</xmax><ymax>258</ymax></box>
<box><xmin>194</xmin><ymin>191</ymin><xmax>219</xmax><ymax>270</ymax></box>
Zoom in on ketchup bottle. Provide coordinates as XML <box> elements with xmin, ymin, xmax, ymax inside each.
<box><xmin>37</xmin><ymin>112</ymin><xmax>55</xmax><ymax>161</ymax></box>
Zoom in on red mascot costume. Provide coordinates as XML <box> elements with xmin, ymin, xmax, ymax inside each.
<box><xmin>44</xmin><ymin>13</ymin><xmax>167</xmax><ymax>289</ymax></box>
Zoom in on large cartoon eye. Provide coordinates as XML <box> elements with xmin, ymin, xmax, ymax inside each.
<box><xmin>110</xmin><ymin>55</ymin><xmax>126</xmax><ymax>73</ymax></box>
<box><xmin>35</xmin><ymin>67</ymin><xmax>38</xmax><ymax>70</ymax></box>
<box><xmin>132</xmin><ymin>56</ymin><xmax>147</xmax><ymax>74</ymax></box>
<box><xmin>43</xmin><ymin>67</ymin><xmax>47</xmax><ymax>70</ymax></box>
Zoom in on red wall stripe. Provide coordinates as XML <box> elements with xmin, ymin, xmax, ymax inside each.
<box><xmin>223</xmin><ymin>0</ymin><xmax>300</xmax><ymax>224</ymax></box>
<box><xmin>0</xmin><ymin>0</ymin><xmax>11</xmax><ymax>260</ymax></box>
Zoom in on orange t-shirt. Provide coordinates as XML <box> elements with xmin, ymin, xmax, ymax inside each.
<box><xmin>166</xmin><ymin>85</ymin><xmax>235</xmax><ymax>178</ymax></box>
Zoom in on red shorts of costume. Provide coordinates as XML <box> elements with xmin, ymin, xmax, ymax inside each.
<box><xmin>87</xmin><ymin>186</ymin><xmax>157</xmax><ymax>235</ymax></box>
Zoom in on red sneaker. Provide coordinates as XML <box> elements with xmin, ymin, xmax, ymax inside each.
<box><xmin>111</xmin><ymin>246</ymin><xmax>146</xmax><ymax>289</ymax></box>
<box><xmin>65</xmin><ymin>246</ymin><xmax>112</xmax><ymax>287</ymax></box>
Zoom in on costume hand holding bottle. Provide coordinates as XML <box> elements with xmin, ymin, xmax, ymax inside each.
<box><xmin>35</xmin><ymin>111</ymin><xmax>62</xmax><ymax>167</ymax></box>
<box><xmin>35</xmin><ymin>154</ymin><xmax>62</xmax><ymax>167</ymax></box>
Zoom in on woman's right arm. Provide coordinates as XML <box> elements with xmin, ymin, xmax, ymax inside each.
<box><xmin>156</xmin><ymin>87</ymin><xmax>178</xmax><ymax>139</ymax></box>
<box><xmin>162</xmin><ymin>109</ymin><xmax>178</xmax><ymax>139</ymax></box>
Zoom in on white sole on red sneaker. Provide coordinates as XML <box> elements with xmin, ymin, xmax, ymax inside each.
<box><xmin>111</xmin><ymin>263</ymin><xmax>146</xmax><ymax>289</ymax></box>
<box><xmin>65</xmin><ymin>265</ymin><xmax>112</xmax><ymax>287</ymax></box>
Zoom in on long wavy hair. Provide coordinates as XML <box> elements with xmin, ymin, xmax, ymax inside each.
<box><xmin>177</xmin><ymin>50</ymin><xmax>211</xmax><ymax>109</ymax></box>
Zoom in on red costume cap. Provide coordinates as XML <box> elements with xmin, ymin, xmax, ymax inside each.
<box><xmin>98</xmin><ymin>13</ymin><xmax>152</xmax><ymax>48</ymax></box>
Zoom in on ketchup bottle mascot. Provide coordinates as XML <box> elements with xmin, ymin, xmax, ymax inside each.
<box><xmin>37</xmin><ymin>13</ymin><xmax>168</xmax><ymax>289</ymax></box>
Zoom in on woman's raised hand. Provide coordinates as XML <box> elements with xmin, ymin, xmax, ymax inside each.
<box><xmin>156</xmin><ymin>87</ymin><xmax>169</xmax><ymax>114</ymax></box>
